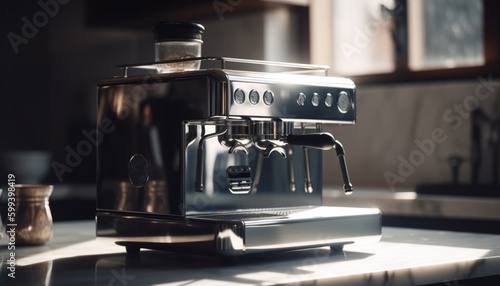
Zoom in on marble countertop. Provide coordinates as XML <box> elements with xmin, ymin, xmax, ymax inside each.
<box><xmin>1</xmin><ymin>220</ymin><xmax>499</xmax><ymax>285</ymax></box>
<box><xmin>324</xmin><ymin>188</ymin><xmax>500</xmax><ymax>221</ymax></box>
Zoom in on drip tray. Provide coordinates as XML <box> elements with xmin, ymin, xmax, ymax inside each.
<box><xmin>97</xmin><ymin>206</ymin><xmax>381</xmax><ymax>256</ymax></box>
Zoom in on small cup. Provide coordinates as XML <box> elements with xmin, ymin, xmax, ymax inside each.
<box><xmin>14</xmin><ymin>184</ymin><xmax>53</xmax><ymax>245</ymax></box>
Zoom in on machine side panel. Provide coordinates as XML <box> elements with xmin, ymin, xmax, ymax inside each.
<box><xmin>97</xmin><ymin>75</ymin><xmax>216</xmax><ymax>215</ymax></box>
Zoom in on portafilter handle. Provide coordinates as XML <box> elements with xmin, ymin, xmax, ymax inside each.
<box><xmin>286</xmin><ymin>133</ymin><xmax>353</xmax><ymax>195</ymax></box>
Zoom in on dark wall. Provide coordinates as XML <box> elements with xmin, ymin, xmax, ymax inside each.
<box><xmin>0</xmin><ymin>0</ymin><xmax>154</xmax><ymax>184</ymax></box>
<box><xmin>1</xmin><ymin>1</ymin><xmax>52</xmax><ymax>151</ymax></box>
<box><xmin>0</xmin><ymin>0</ymin><xmax>309</xmax><ymax>186</ymax></box>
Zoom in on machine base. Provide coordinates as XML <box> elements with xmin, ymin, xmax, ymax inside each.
<box><xmin>96</xmin><ymin>206</ymin><xmax>381</xmax><ymax>257</ymax></box>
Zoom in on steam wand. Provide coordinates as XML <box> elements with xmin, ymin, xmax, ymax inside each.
<box><xmin>286</xmin><ymin>133</ymin><xmax>353</xmax><ymax>195</ymax></box>
<box><xmin>333</xmin><ymin>139</ymin><xmax>353</xmax><ymax>195</ymax></box>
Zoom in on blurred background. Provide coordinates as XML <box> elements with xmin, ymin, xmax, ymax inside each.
<box><xmin>0</xmin><ymin>0</ymin><xmax>499</xmax><ymax>230</ymax></box>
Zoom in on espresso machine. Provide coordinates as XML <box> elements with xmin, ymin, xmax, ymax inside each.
<box><xmin>96</xmin><ymin>56</ymin><xmax>381</xmax><ymax>256</ymax></box>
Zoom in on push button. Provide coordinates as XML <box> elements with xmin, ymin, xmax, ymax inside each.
<box><xmin>338</xmin><ymin>91</ymin><xmax>351</xmax><ymax>113</ymax></box>
<box><xmin>297</xmin><ymin>92</ymin><xmax>306</xmax><ymax>106</ymax></box>
<box><xmin>312</xmin><ymin>93</ymin><xmax>320</xmax><ymax>107</ymax></box>
<box><xmin>263</xmin><ymin>90</ymin><xmax>274</xmax><ymax>105</ymax></box>
<box><xmin>249</xmin><ymin>89</ymin><xmax>259</xmax><ymax>105</ymax></box>
<box><xmin>325</xmin><ymin>93</ymin><xmax>333</xmax><ymax>107</ymax></box>
<box><xmin>234</xmin><ymin>88</ymin><xmax>245</xmax><ymax>104</ymax></box>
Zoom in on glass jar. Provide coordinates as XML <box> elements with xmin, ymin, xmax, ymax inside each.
<box><xmin>152</xmin><ymin>21</ymin><xmax>205</xmax><ymax>73</ymax></box>
<box><xmin>14</xmin><ymin>185</ymin><xmax>53</xmax><ymax>245</ymax></box>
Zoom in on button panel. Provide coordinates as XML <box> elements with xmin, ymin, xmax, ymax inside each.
<box><xmin>229</xmin><ymin>82</ymin><xmax>355</xmax><ymax>123</ymax></box>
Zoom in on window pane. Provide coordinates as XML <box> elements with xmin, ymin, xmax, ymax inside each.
<box><xmin>331</xmin><ymin>0</ymin><xmax>396</xmax><ymax>75</ymax></box>
<box><xmin>409</xmin><ymin>0</ymin><xmax>484</xmax><ymax>70</ymax></box>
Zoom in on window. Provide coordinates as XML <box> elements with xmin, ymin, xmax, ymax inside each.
<box><xmin>330</xmin><ymin>0</ymin><xmax>397</xmax><ymax>76</ymax></box>
<box><xmin>408</xmin><ymin>0</ymin><xmax>484</xmax><ymax>70</ymax></box>
<box><xmin>310</xmin><ymin>0</ymin><xmax>500</xmax><ymax>83</ymax></box>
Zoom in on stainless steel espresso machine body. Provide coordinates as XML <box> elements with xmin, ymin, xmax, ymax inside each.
<box><xmin>96</xmin><ymin>58</ymin><xmax>381</xmax><ymax>256</ymax></box>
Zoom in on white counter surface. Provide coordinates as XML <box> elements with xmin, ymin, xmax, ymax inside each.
<box><xmin>324</xmin><ymin>188</ymin><xmax>500</xmax><ymax>221</ymax></box>
<box><xmin>1</xmin><ymin>220</ymin><xmax>499</xmax><ymax>285</ymax></box>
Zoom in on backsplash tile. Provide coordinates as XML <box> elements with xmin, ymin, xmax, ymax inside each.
<box><xmin>324</xmin><ymin>79</ymin><xmax>500</xmax><ymax>191</ymax></box>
